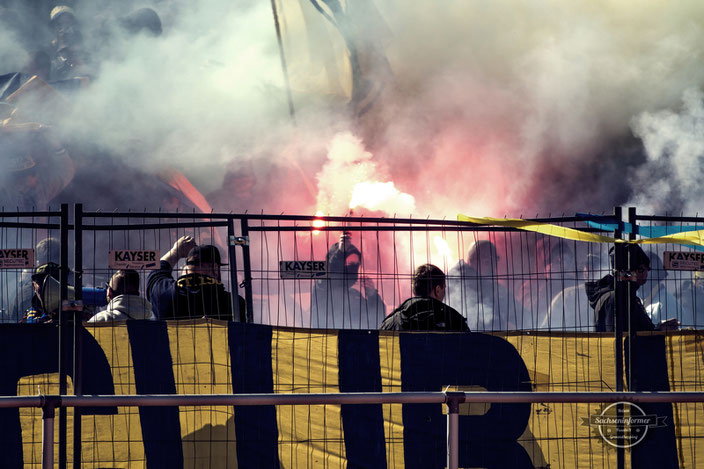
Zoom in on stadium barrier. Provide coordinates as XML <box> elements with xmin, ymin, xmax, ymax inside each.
<box><xmin>2</xmin><ymin>205</ymin><xmax>704</xmax><ymax>467</ymax></box>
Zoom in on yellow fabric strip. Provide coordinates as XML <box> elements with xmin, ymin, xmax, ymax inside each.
<box><xmin>457</xmin><ymin>214</ymin><xmax>704</xmax><ymax>247</ymax></box>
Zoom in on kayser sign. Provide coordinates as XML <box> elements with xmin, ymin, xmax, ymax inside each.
<box><xmin>279</xmin><ymin>260</ymin><xmax>327</xmax><ymax>279</ymax></box>
<box><xmin>663</xmin><ymin>251</ymin><xmax>704</xmax><ymax>271</ymax></box>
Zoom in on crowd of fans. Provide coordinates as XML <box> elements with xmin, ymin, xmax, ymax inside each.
<box><xmin>9</xmin><ymin>231</ymin><xmax>701</xmax><ymax>333</ymax></box>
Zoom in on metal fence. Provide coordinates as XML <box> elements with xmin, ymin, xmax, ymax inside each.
<box><xmin>2</xmin><ymin>204</ymin><xmax>704</xmax><ymax>468</ymax></box>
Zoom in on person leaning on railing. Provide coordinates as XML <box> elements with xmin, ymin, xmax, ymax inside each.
<box><xmin>380</xmin><ymin>263</ymin><xmax>470</xmax><ymax>332</ymax></box>
<box><xmin>146</xmin><ymin>235</ymin><xmax>245</xmax><ymax>321</ymax></box>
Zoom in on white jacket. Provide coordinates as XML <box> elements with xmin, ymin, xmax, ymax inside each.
<box><xmin>88</xmin><ymin>294</ymin><xmax>155</xmax><ymax>322</ymax></box>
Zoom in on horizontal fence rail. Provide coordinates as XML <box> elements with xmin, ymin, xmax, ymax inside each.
<box><xmin>8</xmin><ymin>391</ymin><xmax>704</xmax><ymax>469</ymax></box>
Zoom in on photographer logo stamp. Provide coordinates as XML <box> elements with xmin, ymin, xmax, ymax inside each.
<box><xmin>581</xmin><ymin>402</ymin><xmax>667</xmax><ymax>448</ymax></box>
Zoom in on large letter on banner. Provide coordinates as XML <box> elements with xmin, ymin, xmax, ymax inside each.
<box><xmin>338</xmin><ymin>330</ymin><xmax>386</xmax><ymax>467</ymax></box>
<box><xmin>400</xmin><ymin>333</ymin><xmax>532</xmax><ymax>469</ymax></box>
<box><xmin>626</xmin><ymin>335</ymin><xmax>679</xmax><ymax>468</ymax></box>
<box><xmin>127</xmin><ymin>321</ymin><xmax>183</xmax><ymax>469</ymax></box>
<box><xmin>229</xmin><ymin>322</ymin><xmax>280</xmax><ymax>468</ymax></box>
<box><xmin>0</xmin><ymin>324</ymin><xmax>116</xmax><ymax>469</ymax></box>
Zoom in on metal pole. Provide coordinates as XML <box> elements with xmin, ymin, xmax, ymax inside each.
<box><xmin>227</xmin><ymin>219</ymin><xmax>241</xmax><ymax>322</ymax></box>
<box><xmin>240</xmin><ymin>217</ymin><xmax>254</xmax><ymax>323</ymax></box>
<box><xmin>613</xmin><ymin>206</ymin><xmax>625</xmax><ymax>469</ymax></box>
<box><xmin>58</xmin><ymin>203</ymin><xmax>69</xmax><ymax>469</ymax></box>
<box><xmin>4</xmin><ymin>391</ymin><xmax>704</xmax><ymax>410</ymax></box>
<box><xmin>42</xmin><ymin>406</ymin><xmax>55</xmax><ymax>469</ymax></box>
<box><xmin>73</xmin><ymin>203</ymin><xmax>83</xmax><ymax>468</ymax></box>
<box><xmin>446</xmin><ymin>392</ymin><xmax>463</xmax><ymax>469</ymax></box>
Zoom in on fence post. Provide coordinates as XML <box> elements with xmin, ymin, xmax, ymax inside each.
<box><xmin>446</xmin><ymin>391</ymin><xmax>464</xmax><ymax>469</ymax></box>
<box><xmin>613</xmin><ymin>206</ymin><xmax>625</xmax><ymax>469</ymax></box>
<box><xmin>227</xmin><ymin>218</ymin><xmax>241</xmax><ymax>321</ymax></box>
<box><xmin>42</xmin><ymin>396</ymin><xmax>60</xmax><ymax>469</ymax></box>
<box><xmin>240</xmin><ymin>216</ymin><xmax>254</xmax><ymax>323</ymax></box>
<box><xmin>73</xmin><ymin>203</ymin><xmax>83</xmax><ymax>468</ymax></box>
<box><xmin>58</xmin><ymin>203</ymin><xmax>69</xmax><ymax>469</ymax></box>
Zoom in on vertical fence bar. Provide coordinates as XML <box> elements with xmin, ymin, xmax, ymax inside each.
<box><xmin>613</xmin><ymin>206</ymin><xmax>625</xmax><ymax>469</ymax></box>
<box><xmin>42</xmin><ymin>399</ymin><xmax>57</xmax><ymax>469</ymax></box>
<box><xmin>72</xmin><ymin>204</ymin><xmax>83</xmax><ymax>467</ymax></box>
<box><xmin>58</xmin><ymin>203</ymin><xmax>69</xmax><ymax>469</ymax></box>
<box><xmin>240</xmin><ymin>216</ymin><xmax>254</xmax><ymax>323</ymax></box>
<box><xmin>227</xmin><ymin>217</ymin><xmax>241</xmax><ymax>321</ymax></box>
<box><xmin>446</xmin><ymin>393</ymin><xmax>462</xmax><ymax>469</ymax></box>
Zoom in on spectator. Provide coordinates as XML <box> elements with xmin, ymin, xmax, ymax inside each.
<box><xmin>380</xmin><ymin>264</ymin><xmax>469</xmax><ymax>331</ymax></box>
<box><xmin>310</xmin><ymin>232</ymin><xmax>385</xmax><ymax>329</ymax></box>
<box><xmin>518</xmin><ymin>238</ymin><xmax>576</xmax><ymax>329</ymax></box>
<box><xmin>147</xmin><ymin>235</ymin><xmax>245</xmax><ymax>321</ymax></box>
<box><xmin>21</xmin><ymin>262</ymin><xmax>62</xmax><ymax>323</ymax></box>
<box><xmin>585</xmin><ymin>244</ymin><xmax>678</xmax><ymax>332</ymax></box>
<box><xmin>542</xmin><ymin>253</ymin><xmax>601</xmax><ymax>331</ymax></box>
<box><xmin>9</xmin><ymin>236</ymin><xmax>60</xmax><ymax>321</ymax></box>
<box><xmin>679</xmin><ymin>271</ymin><xmax>704</xmax><ymax>329</ymax></box>
<box><xmin>641</xmin><ymin>251</ymin><xmax>681</xmax><ymax>325</ymax></box>
<box><xmin>446</xmin><ymin>240</ymin><xmax>522</xmax><ymax>331</ymax></box>
<box><xmin>88</xmin><ymin>270</ymin><xmax>154</xmax><ymax>322</ymax></box>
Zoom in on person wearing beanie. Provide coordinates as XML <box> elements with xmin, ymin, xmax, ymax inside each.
<box><xmin>147</xmin><ymin>235</ymin><xmax>245</xmax><ymax>321</ymax></box>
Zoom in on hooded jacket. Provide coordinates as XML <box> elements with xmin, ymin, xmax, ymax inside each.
<box><xmin>585</xmin><ymin>275</ymin><xmax>655</xmax><ymax>332</ymax></box>
<box><xmin>88</xmin><ymin>294</ymin><xmax>154</xmax><ymax>322</ymax></box>
<box><xmin>380</xmin><ymin>297</ymin><xmax>469</xmax><ymax>332</ymax></box>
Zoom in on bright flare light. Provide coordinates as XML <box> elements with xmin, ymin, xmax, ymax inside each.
<box><xmin>312</xmin><ymin>210</ymin><xmax>325</xmax><ymax>235</ymax></box>
<box><xmin>349</xmin><ymin>181</ymin><xmax>415</xmax><ymax>215</ymax></box>
<box><xmin>433</xmin><ymin>236</ymin><xmax>456</xmax><ymax>265</ymax></box>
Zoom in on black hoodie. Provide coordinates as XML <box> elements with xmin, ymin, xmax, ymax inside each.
<box><xmin>380</xmin><ymin>297</ymin><xmax>470</xmax><ymax>332</ymax></box>
<box><xmin>585</xmin><ymin>274</ymin><xmax>655</xmax><ymax>332</ymax></box>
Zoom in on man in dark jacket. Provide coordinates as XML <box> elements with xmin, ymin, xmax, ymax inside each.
<box><xmin>147</xmin><ymin>235</ymin><xmax>245</xmax><ymax>321</ymax></box>
<box><xmin>585</xmin><ymin>244</ymin><xmax>677</xmax><ymax>332</ymax></box>
<box><xmin>380</xmin><ymin>264</ymin><xmax>469</xmax><ymax>331</ymax></box>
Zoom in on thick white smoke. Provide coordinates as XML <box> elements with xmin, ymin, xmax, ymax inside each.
<box><xmin>631</xmin><ymin>88</ymin><xmax>704</xmax><ymax>214</ymax></box>
<box><xmin>1</xmin><ymin>0</ymin><xmax>704</xmax><ymax>216</ymax></box>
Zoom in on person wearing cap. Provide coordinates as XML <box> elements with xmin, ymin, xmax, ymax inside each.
<box><xmin>21</xmin><ymin>262</ymin><xmax>62</xmax><ymax>323</ymax></box>
<box><xmin>146</xmin><ymin>235</ymin><xmax>245</xmax><ymax>321</ymax></box>
<box><xmin>380</xmin><ymin>264</ymin><xmax>469</xmax><ymax>331</ymax></box>
<box><xmin>310</xmin><ymin>233</ymin><xmax>385</xmax><ymax>329</ymax></box>
<box><xmin>585</xmin><ymin>244</ymin><xmax>678</xmax><ymax>332</ymax></box>
<box><xmin>89</xmin><ymin>270</ymin><xmax>154</xmax><ymax>322</ymax></box>
<box><xmin>445</xmin><ymin>240</ymin><xmax>522</xmax><ymax>331</ymax></box>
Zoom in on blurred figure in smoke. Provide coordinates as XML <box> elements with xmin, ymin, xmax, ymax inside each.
<box><xmin>8</xmin><ymin>236</ymin><xmax>60</xmax><ymax>322</ymax></box>
<box><xmin>380</xmin><ymin>263</ymin><xmax>469</xmax><ymax>331</ymax></box>
<box><xmin>445</xmin><ymin>240</ymin><xmax>521</xmax><ymax>331</ymax></box>
<box><xmin>542</xmin><ymin>253</ymin><xmax>602</xmax><ymax>332</ymax></box>
<box><xmin>0</xmin><ymin>122</ymin><xmax>74</xmax><ymax>209</ymax></box>
<box><xmin>49</xmin><ymin>5</ymin><xmax>91</xmax><ymax>80</ymax></box>
<box><xmin>518</xmin><ymin>237</ymin><xmax>576</xmax><ymax>329</ymax></box>
<box><xmin>641</xmin><ymin>251</ymin><xmax>681</xmax><ymax>325</ymax></box>
<box><xmin>310</xmin><ymin>232</ymin><xmax>385</xmax><ymax>329</ymax></box>
<box><xmin>679</xmin><ymin>271</ymin><xmax>704</xmax><ymax>329</ymax></box>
